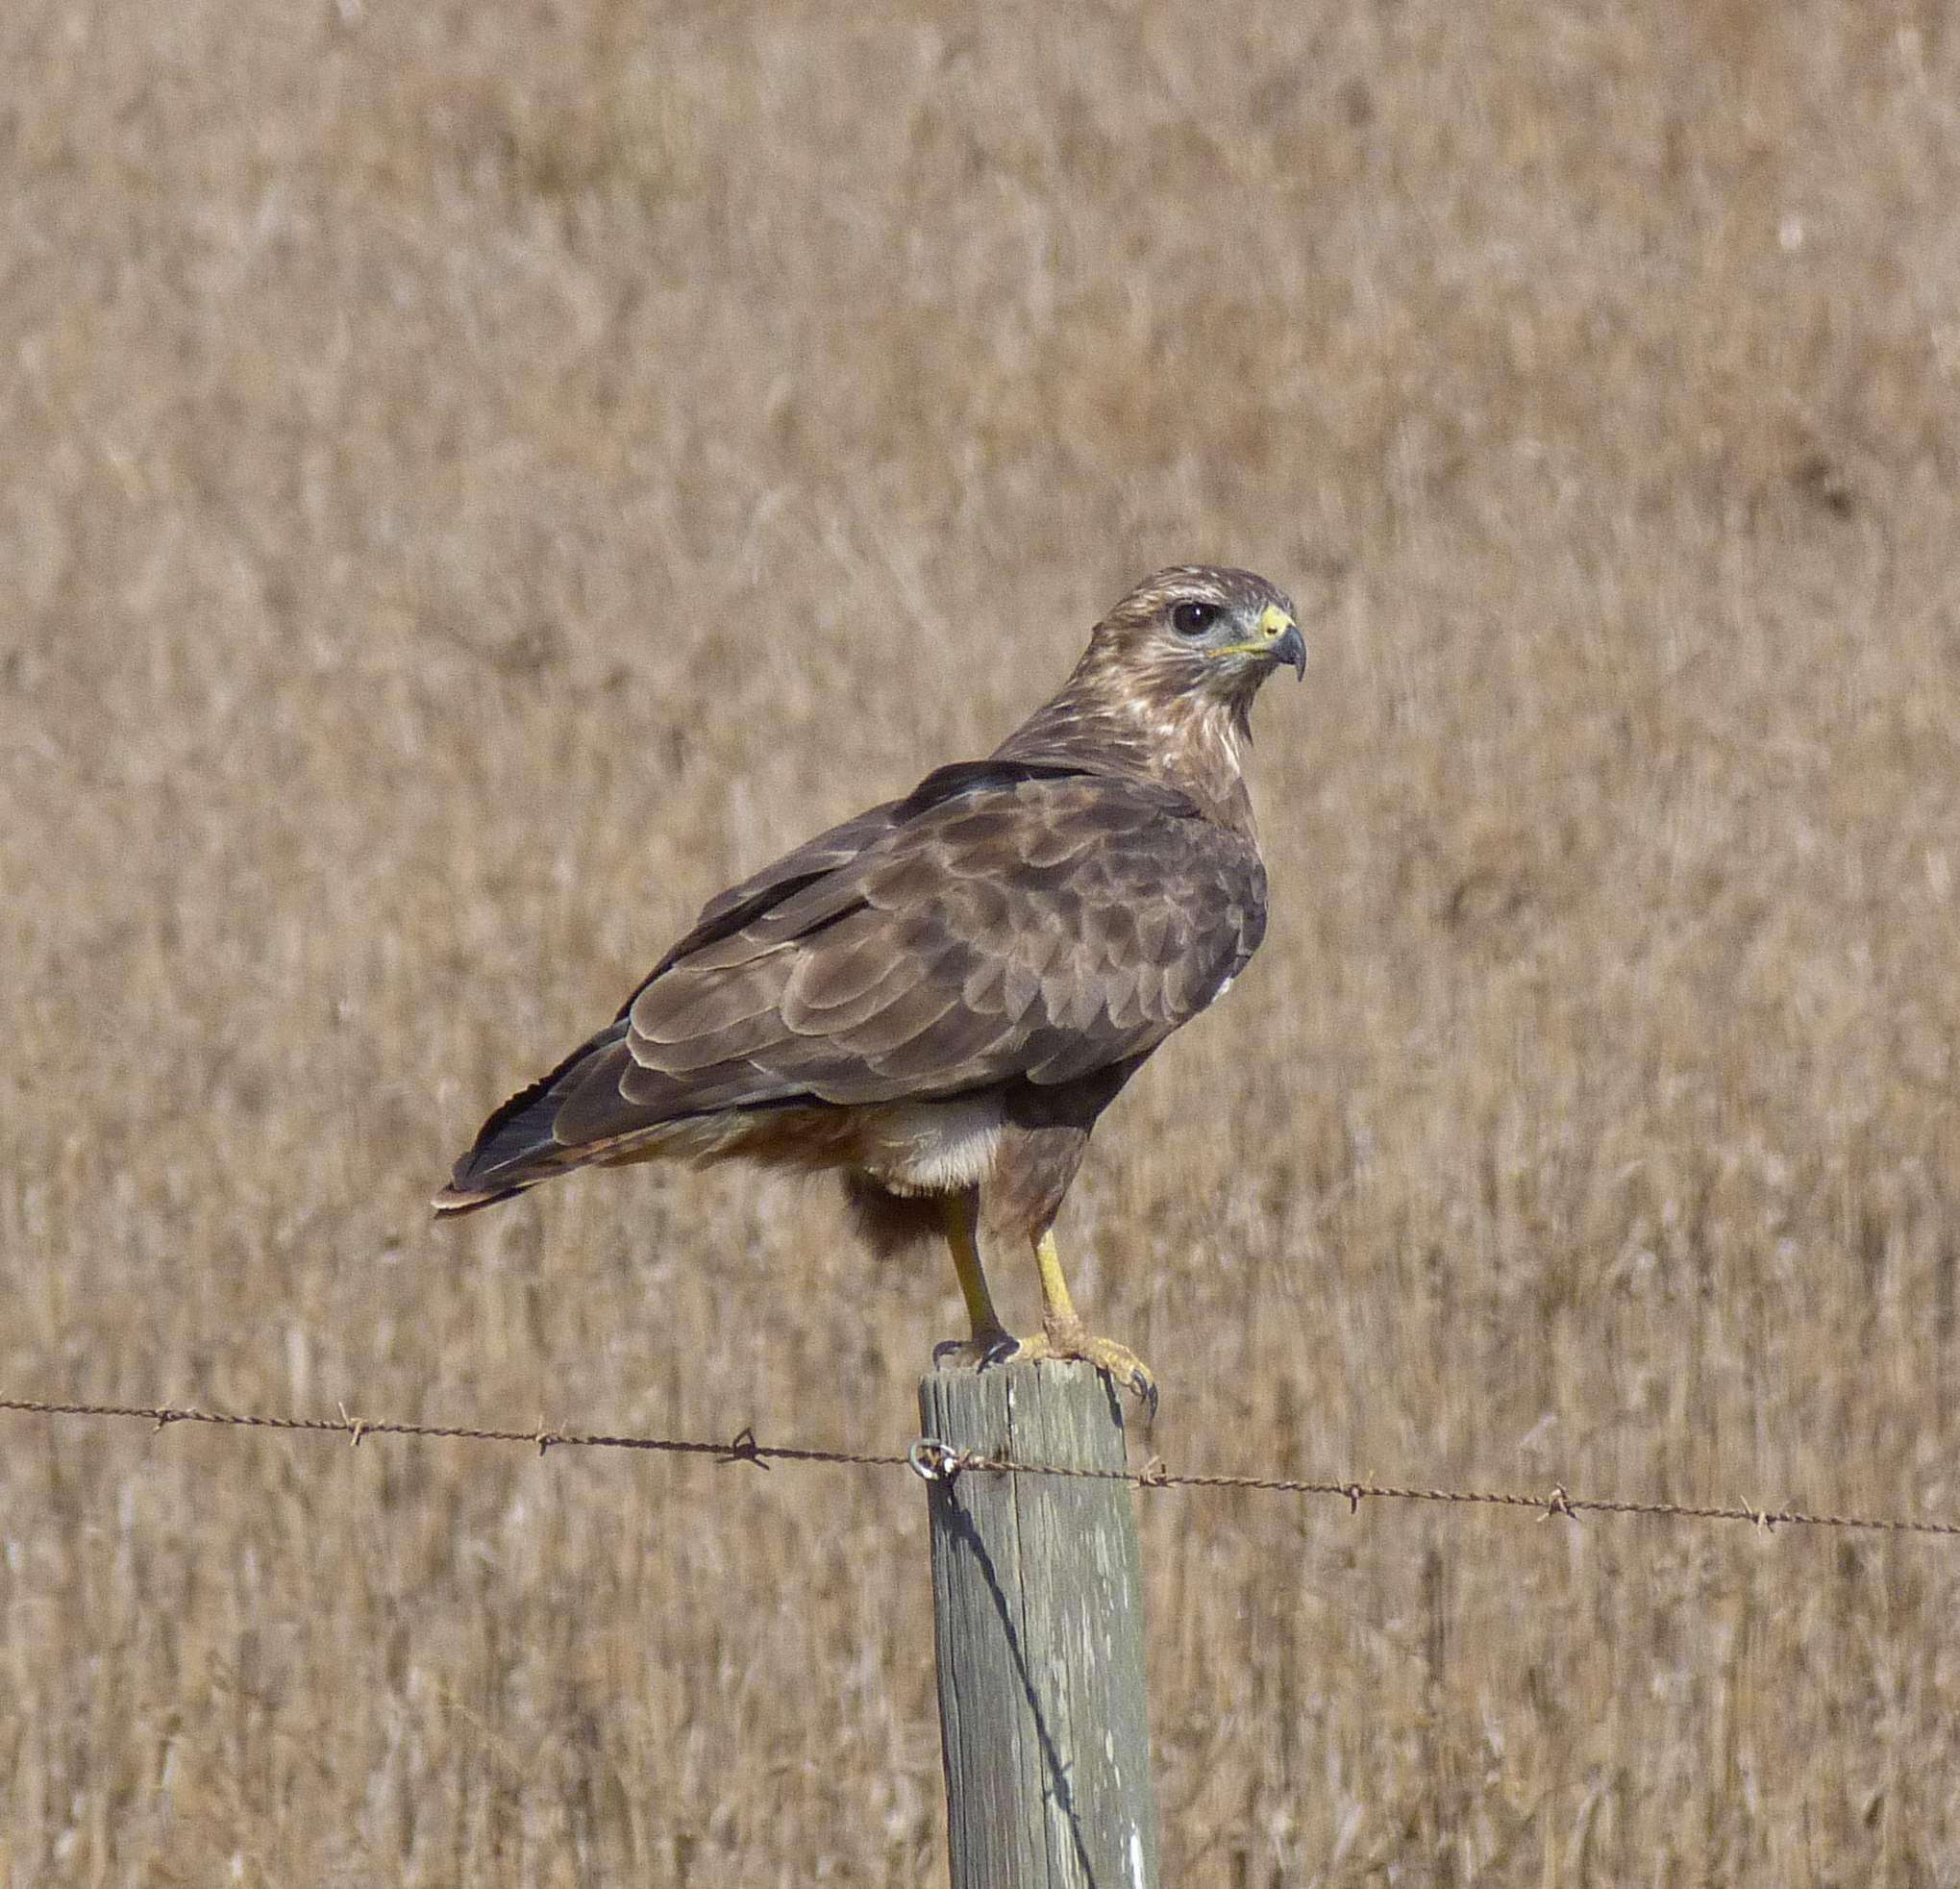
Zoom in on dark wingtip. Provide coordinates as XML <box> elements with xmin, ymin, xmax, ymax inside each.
<box><xmin>433</xmin><ymin>1018</ymin><xmax>632</xmax><ymax>1215</ymax></box>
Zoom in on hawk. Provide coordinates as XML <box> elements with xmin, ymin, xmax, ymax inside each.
<box><xmin>435</xmin><ymin>566</ymin><xmax>1304</xmax><ymax>1410</ymax></box>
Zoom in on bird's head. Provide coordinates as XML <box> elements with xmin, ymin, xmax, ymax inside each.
<box><xmin>1090</xmin><ymin>566</ymin><xmax>1305</xmax><ymax>711</ymax></box>
<box><xmin>991</xmin><ymin>563</ymin><xmax>1306</xmax><ymax>815</ymax></box>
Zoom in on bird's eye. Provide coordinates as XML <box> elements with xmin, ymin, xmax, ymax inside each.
<box><xmin>1171</xmin><ymin>601</ymin><xmax>1220</xmax><ymax>637</ymax></box>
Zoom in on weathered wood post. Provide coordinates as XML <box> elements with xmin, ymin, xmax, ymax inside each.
<box><xmin>917</xmin><ymin>1358</ymin><xmax>1159</xmax><ymax>1889</ymax></box>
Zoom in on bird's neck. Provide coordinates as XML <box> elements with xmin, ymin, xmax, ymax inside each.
<box><xmin>991</xmin><ymin>676</ymin><xmax>1258</xmax><ymax>837</ymax></box>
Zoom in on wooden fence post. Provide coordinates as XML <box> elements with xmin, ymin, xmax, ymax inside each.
<box><xmin>917</xmin><ymin>1357</ymin><xmax>1159</xmax><ymax>1889</ymax></box>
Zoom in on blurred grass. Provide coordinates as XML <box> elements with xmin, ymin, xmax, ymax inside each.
<box><xmin>5</xmin><ymin>1</ymin><xmax>1960</xmax><ymax>1881</ymax></box>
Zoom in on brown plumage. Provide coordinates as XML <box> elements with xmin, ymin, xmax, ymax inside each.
<box><xmin>435</xmin><ymin>565</ymin><xmax>1306</xmax><ymax>1409</ymax></box>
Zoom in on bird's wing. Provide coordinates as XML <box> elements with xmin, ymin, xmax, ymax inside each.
<box><xmin>630</xmin><ymin>800</ymin><xmax>907</xmax><ymax>994</ymax></box>
<box><xmin>438</xmin><ymin>795</ymin><xmax>908</xmax><ymax>1193</ymax></box>
<box><xmin>439</xmin><ymin>767</ymin><xmax>1266</xmax><ymax>1204</ymax></box>
<box><xmin>545</xmin><ymin>768</ymin><xmax>1266</xmax><ymax>1140</ymax></box>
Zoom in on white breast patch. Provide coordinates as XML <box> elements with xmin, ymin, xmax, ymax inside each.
<box><xmin>856</xmin><ymin>1095</ymin><xmax>1007</xmax><ymax>1195</ymax></box>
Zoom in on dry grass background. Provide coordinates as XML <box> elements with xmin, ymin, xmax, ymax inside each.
<box><xmin>5</xmin><ymin>0</ymin><xmax>1960</xmax><ymax>1881</ymax></box>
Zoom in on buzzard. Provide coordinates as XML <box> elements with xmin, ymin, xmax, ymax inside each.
<box><xmin>436</xmin><ymin>566</ymin><xmax>1304</xmax><ymax>1410</ymax></box>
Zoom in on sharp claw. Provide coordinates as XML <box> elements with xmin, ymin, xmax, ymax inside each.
<box><xmin>933</xmin><ymin>1330</ymin><xmax>1024</xmax><ymax>1372</ymax></box>
<box><xmin>1115</xmin><ymin>1361</ymin><xmax>1158</xmax><ymax>1426</ymax></box>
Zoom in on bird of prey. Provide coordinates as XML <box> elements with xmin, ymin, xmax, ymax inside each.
<box><xmin>435</xmin><ymin>565</ymin><xmax>1304</xmax><ymax>1410</ymax></box>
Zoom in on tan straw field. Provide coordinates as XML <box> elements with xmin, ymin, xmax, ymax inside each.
<box><xmin>5</xmin><ymin>2</ymin><xmax>1960</xmax><ymax>1880</ymax></box>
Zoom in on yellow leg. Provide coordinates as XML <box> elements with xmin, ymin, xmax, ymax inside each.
<box><xmin>1033</xmin><ymin>1229</ymin><xmax>1079</xmax><ymax>1328</ymax></box>
<box><xmin>939</xmin><ymin>1194</ymin><xmax>1013</xmax><ymax>1357</ymax></box>
<box><xmin>1022</xmin><ymin>1229</ymin><xmax>1157</xmax><ymax>1419</ymax></box>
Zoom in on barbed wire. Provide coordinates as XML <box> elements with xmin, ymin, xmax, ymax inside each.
<box><xmin>5</xmin><ymin>1392</ymin><xmax>1958</xmax><ymax>1540</ymax></box>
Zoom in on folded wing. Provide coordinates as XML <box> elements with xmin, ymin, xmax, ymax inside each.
<box><xmin>438</xmin><ymin>769</ymin><xmax>1265</xmax><ymax>1205</ymax></box>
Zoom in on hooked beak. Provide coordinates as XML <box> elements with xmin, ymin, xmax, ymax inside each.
<box><xmin>1258</xmin><ymin>603</ymin><xmax>1305</xmax><ymax>679</ymax></box>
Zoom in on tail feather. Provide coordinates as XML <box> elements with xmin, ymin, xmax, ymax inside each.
<box><xmin>433</xmin><ymin>1020</ymin><xmax>628</xmax><ymax>1214</ymax></box>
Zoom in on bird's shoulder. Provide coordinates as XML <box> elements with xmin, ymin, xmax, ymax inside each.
<box><xmin>626</xmin><ymin>754</ymin><xmax>1261</xmax><ymax>998</ymax></box>
<box><xmin>867</xmin><ymin>761</ymin><xmax>1265</xmax><ymax>918</ymax></box>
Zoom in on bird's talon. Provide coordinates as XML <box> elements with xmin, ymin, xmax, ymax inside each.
<box><xmin>1018</xmin><ymin>1325</ymin><xmax>1157</xmax><ymax>1419</ymax></box>
<box><xmin>933</xmin><ymin>1330</ymin><xmax>1023</xmax><ymax>1372</ymax></box>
